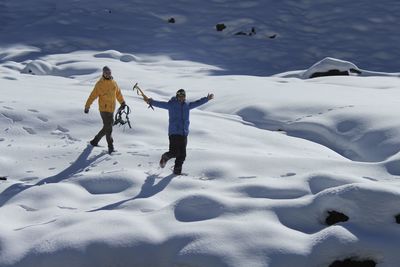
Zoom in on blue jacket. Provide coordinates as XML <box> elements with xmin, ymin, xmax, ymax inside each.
<box><xmin>150</xmin><ymin>96</ymin><xmax>209</xmax><ymax>136</ymax></box>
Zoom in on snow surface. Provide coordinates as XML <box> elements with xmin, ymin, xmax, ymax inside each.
<box><xmin>1</xmin><ymin>1</ymin><xmax>400</xmax><ymax>267</ymax></box>
<box><xmin>1</xmin><ymin>0</ymin><xmax>400</xmax><ymax>75</ymax></box>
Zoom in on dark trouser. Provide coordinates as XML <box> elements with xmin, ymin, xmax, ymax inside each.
<box><xmin>163</xmin><ymin>135</ymin><xmax>187</xmax><ymax>171</ymax></box>
<box><xmin>92</xmin><ymin>112</ymin><xmax>114</xmax><ymax>148</ymax></box>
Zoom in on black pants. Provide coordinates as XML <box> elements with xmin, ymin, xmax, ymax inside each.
<box><xmin>163</xmin><ymin>135</ymin><xmax>187</xmax><ymax>170</ymax></box>
<box><xmin>93</xmin><ymin>112</ymin><xmax>114</xmax><ymax>148</ymax></box>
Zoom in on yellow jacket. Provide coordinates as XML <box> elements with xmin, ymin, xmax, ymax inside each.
<box><xmin>85</xmin><ymin>77</ymin><xmax>125</xmax><ymax>113</ymax></box>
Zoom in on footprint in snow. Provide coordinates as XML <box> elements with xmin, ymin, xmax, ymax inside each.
<box><xmin>28</xmin><ymin>109</ymin><xmax>39</xmax><ymax>113</ymax></box>
<box><xmin>1</xmin><ymin>111</ymin><xmax>23</xmax><ymax>123</ymax></box>
<box><xmin>20</xmin><ymin>177</ymin><xmax>39</xmax><ymax>182</ymax></box>
<box><xmin>56</xmin><ymin>125</ymin><xmax>69</xmax><ymax>133</ymax></box>
<box><xmin>280</xmin><ymin>172</ymin><xmax>296</xmax><ymax>177</ymax></box>
<box><xmin>140</xmin><ymin>208</ymin><xmax>155</xmax><ymax>213</ymax></box>
<box><xmin>128</xmin><ymin>151</ymin><xmax>150</xmax><ymax>157</ymax></box>
<box><xmin>2</xmin><ymin>106</ymin><xmax>13</xmax><ymax>110</ymax></box>
<box><xmin>37</xmin><ymin>116</ymin><xmax>49</xmax><ymax>122</ymax></box>
<box><xmin>199</xmin><ymin>176</ymin><xmax>216</xmax><ymax>181</ymax></box>
<box><xmin>238</xmin><ymin>176</ymin><xmax>257</xmax><ymax>179</ymax></box>
<box><xmin>58</xmin><ymin>206</ymin><xmax>77</xmax><ymax>210</ymax></box>
<box><xmin>22</xmin><ymin>127</ymin><xmax>36</xmax><ymax>135</ymax></box>
<box><xmin>363</xmin><ymin>176</ymin><xmax>378</xmax><ymax>181</ymax></box>
<box><xmin>19</xmin><ymin>204</ymin><xmax>38</xmax><ymax>212</ymax></box>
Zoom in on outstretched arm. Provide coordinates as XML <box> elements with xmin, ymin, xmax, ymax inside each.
<box><xmin>148</xmin><ymin>98</ymin><xmax>170</xmax><ymax>110</ymax></box>
<box><xmin>189</xmin><ymin>93</ymin><xmax>214</xmax><ymax>109</ymax></box>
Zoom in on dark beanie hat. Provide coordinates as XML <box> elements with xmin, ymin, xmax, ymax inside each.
<box><xmin>103</xmin><ymin>66</ymin><xmax>111</xmax><ymax>72</ymax></box>
<box><xmin>176</xmin><ymin>89</ymin><xmax>186</xmax><ymax>96</ymax></box>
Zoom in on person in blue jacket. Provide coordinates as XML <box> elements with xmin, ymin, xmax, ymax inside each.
<box><xmin>147</xmin><ymin>89</ymin><xmax>214</xmax><ymax>175</ymax></box>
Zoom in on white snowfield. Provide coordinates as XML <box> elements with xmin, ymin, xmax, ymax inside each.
<box><xmin>1</xmin><ymin>0</ymin><xmax>400</xmax><ymax>267</ymax></box>
<box><xmin>1</xmin><ymin>50</ymin><xmax>400</xmax><ymax>267</ymax></box>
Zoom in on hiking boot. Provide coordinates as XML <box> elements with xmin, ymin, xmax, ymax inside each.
<box><xmin>90</xmin><ymin>139</ymin><xmax>99</xmax><ymax>146</ymax></box>
<box><xmin>173</xmin><ymin>166</ymin><xmax>182</xmax><ymax>175</ymax></box>
<box><xmin>108</xmin><ymin>146</ymin><xmax>115</xmax><ymax>155</ymax></box>
<box><xmin>159</xmin><ymin>154</ymin><xmax>169</xmax><ymax>168</ymax></box>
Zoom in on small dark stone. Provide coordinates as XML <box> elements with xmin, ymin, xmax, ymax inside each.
<box><xmin>168</xmin><ymin>17</ymin><xmax>176</xmax><ymax>23</ymax></box>
<box><xmin>269</xmin><ymin>34</ymin><xmax>277</xmax><ymax>39</ymax></box>
<box><xmin>329</xmin><ymin>258</ymin><xmax>376</xmax><ymax>267</ymax></box>
<box><xmin>395</xmin><ymin>214</ymin><xmax>400</xmax><ymax>224</ymax></box>
<box><xmin>310</xmin><ymin>69</ymin><xmax>349</xmax><ymax>78</ymax></box>
<box><xmin>0</xmin><ymin>176</ymin><xmax>7</xmax><ymax>181</ymax></box>
<box><xmin>325</xmin><ymin>210</ymin><xmax>349</xmax><ymax>225</ymax></box>
<box><xmin>216</xmin><ymin>23</ymin><xmax>226</xmax><ymax>31</ymax></box>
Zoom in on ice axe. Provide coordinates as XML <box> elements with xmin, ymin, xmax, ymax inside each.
<box><xmin>133</xmin><ymin>83</ymin><xmax>154</xmax><ymax>110</ymax></box>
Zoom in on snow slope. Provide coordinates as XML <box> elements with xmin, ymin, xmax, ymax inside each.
<box><xmin>1</xmin><ymin>1</ymin><xmax>400</xmax><ymax>267</ymax></box>
<box><xmin>2</xmin><ymin>50</ymin><xmax>400</xmax><ymax>267</ymax></box>
<box><xmin>1</xmin><ymin>0</ymin><xmax>400</xmax><ymax>75</ymax></box>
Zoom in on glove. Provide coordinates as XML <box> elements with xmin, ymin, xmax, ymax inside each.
<box><xmin>207</xmin><ymin>93</ymin><xmax>214</xmax><ymax>100</ymax></box>
<box><xmin>119</xmin><ymin>102</ymin><xmax>126</xmax><ymax>111</ymax></box>
<box><xmin>84</xmin><ymin>108</ymin><xmax>89</xmax><ymax>114</ymax></box>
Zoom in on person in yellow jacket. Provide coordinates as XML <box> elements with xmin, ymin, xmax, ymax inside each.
<box><xmin>84</xmin><ymin>66</ymin><xmax>126</xmax><ymax>154</ymax></box>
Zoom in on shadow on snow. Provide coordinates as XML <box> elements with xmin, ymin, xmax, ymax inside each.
<box><xmin>88</xmin><ymin>173</ymin><xmax>176</xmax><ymax>212</ymax></box>
<box><xmin>0</xmin><ymin>145</ymin><xmax>106</xmax><ymax>207</ymax></box>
